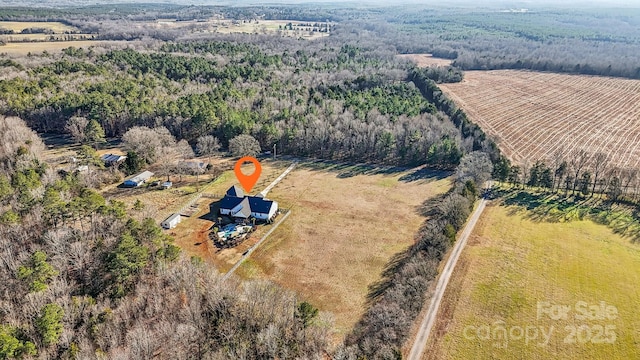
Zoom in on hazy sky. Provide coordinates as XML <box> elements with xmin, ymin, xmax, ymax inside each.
<box><xmin>6</xmin><ymin>0</ymin><xmax>640</xmax><ymax>8</ymax></box>
<box><xmin>204</xmin><ymin>0</ymin><xmax>639</xmax><ymax>5</ymax></box>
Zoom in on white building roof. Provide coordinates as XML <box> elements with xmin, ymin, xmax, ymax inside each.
<box><xmin>127</xmin><ymin>170</ymin><xmax>154</xmax><ymax>184</ymax></box>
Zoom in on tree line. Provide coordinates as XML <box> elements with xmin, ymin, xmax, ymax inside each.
<box><xmin>343</xmin><ymin>152</ymin><xmax>494</xmax><ymax>359</ymax></box>
<box><xmin>493</xmin><ymin>149</ymin><xmax>640</xmax><ymax>204</ymax></box>
<box><xmin>0</xmin><ymin>14</ymin><xmax>512</xmax><ymax>359</ymax></box>
<box><xmin>0</xmin><ymin>39</ymin><xmax>475</xmax><ymax>169</ymax></box>
<box><xmin>337</xmin><ymin>63</ymin><xmax>501</xmax><ymax>359</ymax></box>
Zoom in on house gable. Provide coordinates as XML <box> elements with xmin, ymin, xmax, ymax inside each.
<box><xmin>226</xmin><ymin>185</ymin><xmax>245</xmax><ymax>198</ymax></box>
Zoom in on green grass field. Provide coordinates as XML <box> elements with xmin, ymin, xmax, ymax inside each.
<box><xmin>425</xmin><ymin>203</ymin><xmax>640</xmax><ymax>359</ymax></box>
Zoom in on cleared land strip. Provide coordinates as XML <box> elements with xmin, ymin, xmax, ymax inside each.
<box><xmin>259</xmin><ymin>160</ymin><xmax>298</xmax><ymax>196</ymax></box>
<box><xmin>439</xmin><ymin>71</ymin><xmax>640</xmax><ymax>169</ymax></box>
<box><xmin>407</xmin><ymin>190</ymin><xmax>490</xmax><ymax>360</ymax></box>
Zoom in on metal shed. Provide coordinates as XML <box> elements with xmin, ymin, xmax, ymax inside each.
<box><xmin>161</xmin><ymin>213</ymin><xmax>181</xmax><ymax>229</ymax></box>
<box><xmin>123</xmin><ymin>171</ymin><xmax>154</xmax><ymax>187</ymax></box>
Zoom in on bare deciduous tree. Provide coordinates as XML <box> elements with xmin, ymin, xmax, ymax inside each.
<box><xmin>196</xmin><ymin>135</ymin><xmax>221</xmax><ymax>163</ymax></box>
<box><xmin>456</xmin><ymin>151</ymin><xmax>493</xmax><ymax>185</ymax></box>
<box><xmin>229</xmin><ymin>134</ymin><xmax>261</xmax><ymax>157</ymax></box>
<box><xmin>590</xmin><ymin>152</ymin><xmax>609</xmax><ymax>195</ymax></box>
<box><xmin>65</xmin><ymin>116</ymin><xmax>89</xmax><ymax>143</ymax></box>
<box><xmin>569</xmin><ymin>149</ymin><xmax>589</xmax><ymax>195</ymax></box>
<box><xmin>122</xmin><ymin>126</ymin><xmax>176</xmax><ymax>164</ymax></box>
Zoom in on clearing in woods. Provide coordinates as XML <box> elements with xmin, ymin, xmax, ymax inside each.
<box><xmin>140</xmin><ymin>19</ymin><xmax>330</xmax><ymax>40</ymax></box>
<box><xmin>234</xmin><ymin>161</ymin><xmax>453</xmax><ymax>337</ymax></box>
<box><xmin>424</xmin><ymin>203</ymin><xmax>640</xmax><ymax>360</ymax></box>
<box><xmin>398</xmin><ymin>53</ymin><xmax>453</xmax><ymax>67</ymax></box>
<box><xmin>439</xmin><ymin>70</ymin><xmax>640</xmax><ymax>169</ymax></box>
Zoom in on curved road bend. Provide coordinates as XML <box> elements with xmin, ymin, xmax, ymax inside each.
<box><xmin>407</xmin><ymin>183</ymin><xmax>492</xmax><ymax>360</ymax></box>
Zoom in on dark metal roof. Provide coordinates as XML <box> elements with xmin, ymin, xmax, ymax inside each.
<box><xmin>219</xmin><ymin>195</ymin><xmax>244</xmax><ymax>210</ymax></box>
<box><xmin>226</xmin><ymin>185</ymin><xmax>245</xmax><ymax>198</ymax></box>
<box><xmin>248</xmin><ymin>196</ymin><xmax>274</xmax><ymax>214</ymax></box>
<box><xmin>101</xmin><ymin>153</ymin><xmax>126</xmax><ymax>163</ymax></box>
<box><xmin>219</xmin><ymin>185</ymin><xmax>275</xmax><ymax>217</ymax></box>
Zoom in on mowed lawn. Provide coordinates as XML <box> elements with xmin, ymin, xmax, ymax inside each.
<box><xmin>236</xmin><ymin>163</ymin><xmax>452</xmax><ymax>337</ymax></box>
<box><xmin>425</xmin><ymin>204</ymin><xmax>640</xmax><ymax>360</ymax></box>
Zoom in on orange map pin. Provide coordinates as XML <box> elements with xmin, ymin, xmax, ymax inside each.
<box><xmin>234</xmin><ymin>156</ymin><xmax>262</xmax><ymax>193</ymax></box>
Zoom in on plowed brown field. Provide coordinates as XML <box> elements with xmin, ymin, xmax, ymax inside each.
<box><xmin>439</xmin><ymin>70</ymin><xmax>640</xmax><ymax>169</ymax></box>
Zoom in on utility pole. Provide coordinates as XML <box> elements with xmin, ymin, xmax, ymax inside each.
<box><xmin>273</xmin><ymin>143</ymin><xmax>277</xmax><ymax>160</ymax></box>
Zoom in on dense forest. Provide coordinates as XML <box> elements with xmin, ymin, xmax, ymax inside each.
<box><xmin>0</xmin><ymin>35</ymin><xmax>484</xmax><ymax>169</ymax></box>
<box><xmin>3</xmin><ymin>4</ymin><xmax>639</xmax><ymax>78</ymax></box>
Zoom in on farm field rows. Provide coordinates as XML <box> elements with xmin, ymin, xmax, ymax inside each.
<box><xmin>439</xmin><ymin>70</ymin><xmax>640</xmax><ymax>169</ymax></box>
<box><xmin>234</xmin><ymin>162</ymin><xmax>453</xmax><ymax>338</ymax></box>
<box><xmin>424</xmin><ymin>203</ymin><xmax>640</xmax><ymax>359</ymax></box>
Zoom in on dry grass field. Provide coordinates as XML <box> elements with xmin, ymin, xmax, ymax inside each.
<box><xmin>439</xmin><ymin>71</ymin><xmax>640</xmax><ymax>169</ymax></box>
<box><xmin>398</xmin><ymin>53</ymin><xmax>453</xmax><ymax>67</ymax></box>
<box><xmin>0</xmin><ymin>21</ymin><xmax>78</xmax><ymax>33</ymax></box>
<box><xmin>234</xmin><ymin>162</ymin><xmax>453</xmax><ymax>337</ymax></box>
<box><xmin>0</xmin><ymin>34</ymin><xmax>94</xmax><ymax>42</ymax></box>
<box><xmin>424</xmin><ymin>204</ymin><xmax>640</xmax><ymax>360</ymax></box>
<box><xmin>0</xmin><ymin>40</ymin><xmax>105</xmax><ymax>55</ymax></box>
<box><xmin>213</xmin><ymin>19</ymin><xmax>329</xmax><ymax>39</ymax></box>
<box><xmin>139</xmin><ymin>19</ymin><xmax>329</xmax><ymax>40</ymax></box>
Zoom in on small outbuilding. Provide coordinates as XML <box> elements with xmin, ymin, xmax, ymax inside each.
<box><xmin>101</xmin><ymin>153</ymin><xmax>127</xmax><ymax>166</ymax></box>
<box><xmin>123</xmin><ymin>171</ymin><xmax>154</xmax><ymax>187</ymax></box>
<box><xmin>161</xmin><ymin>213</ymin><xmax>181</xmax><ymax>229</ymax></box>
